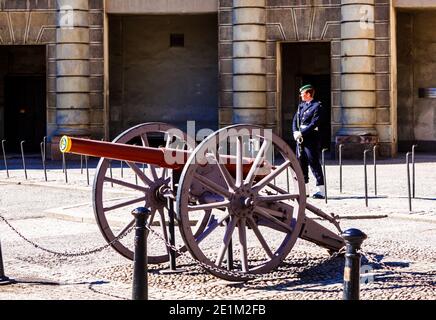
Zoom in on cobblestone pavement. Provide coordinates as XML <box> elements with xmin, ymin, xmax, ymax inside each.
<box><xmin>0</xmin><ymin>153</ymin><xmax>435</xmax><ymax>300</ymax></box>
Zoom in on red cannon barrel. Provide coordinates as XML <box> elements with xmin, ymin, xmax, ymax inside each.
<box><xmin>59</xmin><ymin>136</ymin><xmax>272</xmax><ymax>176</ymax></box>
<box><xmin>60</xmin><ymin>135</ymin><xmax>189</xmax><ymax>170</ymax></box>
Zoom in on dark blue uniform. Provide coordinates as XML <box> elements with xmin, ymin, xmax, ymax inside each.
<box><xmin>292</xmin><ymin>99</ymin><xmax>325</xmax><ymax>186</ymax></box>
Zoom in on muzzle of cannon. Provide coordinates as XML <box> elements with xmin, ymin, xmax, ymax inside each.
<box><xmin>60</xmin><ymin>122</ymin><xmax>344</xmax><ymax>281</ymax></box>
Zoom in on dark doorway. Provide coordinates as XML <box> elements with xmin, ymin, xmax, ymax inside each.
<box><xmin>280</xmin><ymin>42</ymin><xmax>331</xmax><ymax>151</ymax></box>
<box><xmin>1</xmin><ymin>45</ymin><xmax>46</xmax><ymax>153</ymax></box>
<box><xmin>4</xmin><ymin>75</ymin><xmax>46</xmax><ymax>152</ymax></box>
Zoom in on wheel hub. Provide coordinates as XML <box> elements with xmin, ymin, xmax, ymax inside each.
<box><xmin>229</xmin><ymin>186</ymin><xmax>256</xmax><ymax>218</ymax></box>
<box><xmin>144</xmin><ymin>177</ymin><xmax>170</xmax><ymax>212</ymax></box>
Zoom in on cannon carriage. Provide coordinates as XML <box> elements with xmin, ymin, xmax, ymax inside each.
<box><xmin>60</xmin><ymin>122</ymin><xmax>344</xmax><ymax>281</ymax></box>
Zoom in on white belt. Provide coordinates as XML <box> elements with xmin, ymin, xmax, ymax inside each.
<box><xmin>301</xmin><ymin>125</ymin><xmax>318</xmax><ymax>131</ymax></box>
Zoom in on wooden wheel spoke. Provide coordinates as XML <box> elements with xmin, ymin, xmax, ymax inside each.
<box><xmin>145</xmin><ymin>210</ymin><xmax>157</xmax><ymax>237</ymax></box>
<box><xmin>126</xmin><ymin>161</ymin><xmax>154</xmax><ymax>185</ymax></box>
<box><xmin>161</xmin><ymin>168</ymin><xmax>168</xmax><ymax>180</ymax></box>
<box><xmin>104</xmin><ymin>176</ymin><xmax>148</xmax><ymax>192</ymax></box>
<box><xmin>157</xmin><ymin>208</ymin><xmax>171</xmax><ymax>255</ymax></box>
<box><xmin>195</xmin><ymin>213</ymin><xmax>230</xmax><ymax>244</ymax></box>
<box><xmin>247</xmin><ymin>217</ymin><xmax>274</xmax><ymax>259</ymax></box>
<box><xmin>147</xmin><ymin>164</ymin><xmax>159</xmax><ymax>180</ymax></box>
<box><xmin>193</xmin><ymin>173</ymin><xmax>232</xmax><ymax>198</ymax></box>
<box><xmin>253</xmin><ymin>160</ymin><xmax>291</xmax><ymax>191</ymax></box>
<box><xmin>104</xmin><ymin>196</ymin><xmax>146</xmax><ymax>212</ymax></box>
<box><xmin>266</xmin><ymin>183</ymin><xmax>293</xmax><ymax>195</ymax></box>
<box><xmin>140</xmin><ymin>133</ymin><xmax>159</xmax><ymax>180</ymax></box>
<box><xmin>215</xmin><ymin>217</ymin><xmax>238</xmax><ymax>267</ymax></box>
<box><xmin>188</xmin><ymin>200</ymin><xmax>230</xmax><ymax>212</ymax></box>
<box><xmin>244</xmin><ymin>139</ymin><xmax>271</xmax><ymax>186</ymax></box>
<box><xmin>212</xmin><ymin>150</ymin><xmax>235</xmax><ymax>189</ymax></box>
<box><xmin>238</xmin><ymin>218</ymin><xmax>249</xmax><ymax>272</ymax></box>
<box><xmin>235</xmin><ymin>136</ymin><xmax>243</xmax><ymax>188</ymax></box>
<box><xmin>140</xmin><ymin>133</ymin><xmax>149</xmax><ymax>147</ymax></box>
<box><xmin>115</xmin><ymin>219</ymin><xmax>135</xmax><ymax>239</ymax></box>
<box><xmin>253</xmin><ymin>206</ymin><xmax>293</xmax><ymax>233</ymax></box>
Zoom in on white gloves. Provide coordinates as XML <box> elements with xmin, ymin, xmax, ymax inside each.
<box><xmin>293</xmin><ymin>131</ymin><xmax>302</xmax><ymax>141</ymax></box>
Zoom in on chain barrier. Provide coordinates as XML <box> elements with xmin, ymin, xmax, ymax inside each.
<box><xmin>145</xmin><ymin>223</ymin><xmax>346</xmax><ymax>282</ymax></box>
<box><xmin>145</xmin><ymin>224</ymin><xmax>434</xmax><ymax>289</ymax></box>
<box><xmin>0</xmin><ymin>209</ymin><xmax>346</xmax><ymax>283</ymax></box>
<box><xmin>358</xmin><ymin>248</ymin><xmax>435</xmax><ymax>288</ymax></box>
<box><xmin>2</xmin><ymin>211</ymin><xmax>433</xmax><ymax>290</ymax></box>
<box><xmin>0</xmin><ymin>214</ymin><xmax>134</xmax><ymax>258</ymax></box>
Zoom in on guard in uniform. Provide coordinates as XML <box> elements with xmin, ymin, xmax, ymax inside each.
<box><xmin>292</xmin><ymin>84</ymin><xmax>325</xmax><ymax>199</ymax></box>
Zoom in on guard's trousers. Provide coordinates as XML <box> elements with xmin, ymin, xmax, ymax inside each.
<box><xmin>298</xmin><ymin>140</ymin><xmax>324</xmax><ymax>186</ymax></box>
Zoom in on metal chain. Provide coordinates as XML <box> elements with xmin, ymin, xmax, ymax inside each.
<box><xmin>145</xmin><ymin>224</ymin><xmax>257</xmax><ymax>280</ymax></box>
<box><xmin>87</xmin><ymin>283</ymin><xmax>129</xmax><ymax>300</ymax></box>
<box><xmin>145</xmin><ymin>223</ymin><xmax>345</xmax><ymax>281</ymax></box>
<box><xmin>358</xmin><ymin>248</ymin><xmax>435</xmax><ymax>288</ymax></box>
<box><xmin>0</xmin><ymin>214</ymin><xmax>134</xmax><ymax>258</ymax></box>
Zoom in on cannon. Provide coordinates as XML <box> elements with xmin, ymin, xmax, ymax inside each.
<box><xmin>60</xmin><ymin>122</ymin><xmax>344</xmax><ymax>281</ymax></box>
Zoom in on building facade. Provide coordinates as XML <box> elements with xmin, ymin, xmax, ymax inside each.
<box><xmin>0</xmin><ymin>0</ymin><xmax>435</xmax><ymax>158</ymax></box>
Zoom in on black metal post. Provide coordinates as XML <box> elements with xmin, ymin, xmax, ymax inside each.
<box><xmin>80</xmin><ymin>155</ymin><xmax>83</xmax><ymax>174</ymax></box>
<box><xmin>373</xmin><ymin>145</ymin><xmax>377</xmax><ymax>196</ymax></box>
<box><xmin>109</xmin><ymin>160</ymin><xmax>113</xmax><ymax>187</ymax></box>
<box><xmin>364</xmin><ymin>149</ymin><xmax>370</xmax><ymax>207</ymax></box>
<box><xmin>85</xmin><ymin>156</ymin><xmax>89</xmax><ymax>186</ymax></box>
<box><xmin>272</xmin><ymin>146</ymin><xmax>276</xmax><ymax>186</ymax></box>
<box><xmin>412</xmin><ymin>144</ymin><xmax>418</xmax><ymax>198</ymax></box>
<box><xmin>322</xmin><ymin>148</ymin><xmax>328</xmax><ymax>203</ymax></box>
<box><xmin>133</xmin><ymin>145</ymin><xmax>138</xmax><ymax>186</ymax></box>
<box><xmin>406</xmin><ymin>152</ymin><xmax>412</xmax><ymax>212</ymax></box>
<box><xmin>131</xmin><ymin>207</ymin><xmax>150</xmax><ymax>300</ymax></box>
<box><xmin>1</xmin><ymin>237</ymin><xmax>15</xmax><ymax>285</ymax></box>
<box><xmin>167</xmin><ymin>198</ymin><xmax>177</xmax><ymax>271</ymax></box>
<box><xmin>40</xmin><ymin>142</ymin><xmax>47</xmax><ymax>182</ymax></box>
<box><xmin>121</xmin><ymin>160</ymin><xmax>124</xmax><ymax>178</ymax></box>
<box><xmin>342</xmin><ymin>228</ymin><xmax>367</xmax><ymax>300</ymax></box>
<box><xmin>43</xmin><ymin>136</ymin><xmax>47</xmax><ymax>162</ymax></box>
<box><xmin>339</xmin><ymin>144</ymin><xmax>343</xmax><ymax>193</ymax></box>
<box><xmin>286</xmin><ymin>167</ymin><xmax>290</xmax><ymax>193</ymax></box>
<box><xmin>62</xmin><ymin>152</ymin><xmax>68</xmax><ymax>183</ymax></box>
<box><xmin>160</xmin><ymin>170</ymin><xmax>185</xmax><ymax>274</ymax></box>
<box><xmin>20</xmin><ymin>141</ymin><xmax>27</xmax><ymax>180</ymax></box>
<box><xmin>226</xmin><ymin>218</ymin><xmax>234</xmax><ymax>271</ymax></box>
<box><xmin>1</xmin><ymin>140</ymin><xmax>9</xmax><ymax>178</ymax></box>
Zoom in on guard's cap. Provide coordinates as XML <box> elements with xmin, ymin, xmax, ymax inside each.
<box><xmin>299</xmin><ymin>84</ymin><xmax>314</xmax><ymax>93</ymax></box>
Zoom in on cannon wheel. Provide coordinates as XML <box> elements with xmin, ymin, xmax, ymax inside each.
<box><xmin>176</xmin><ymin>124</ymin><xmax>306</xmax><ymax>281</ymax></box>
<box><xmin>93</xmin><ymin>122</ymin><xmax>209</xmax><ymax>263</ymax></box>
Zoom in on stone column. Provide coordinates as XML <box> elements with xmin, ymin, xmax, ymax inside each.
<box><xmin>232</xmin><ymin>0</ymin><xmax>267</xmax><ymax>125</ymax></box>
<box><xmin>337</xmin><ymin>0</ymin><xmax>378</xmax><ymax>158</ymax></box>
<box><xmin>52</xmin><ymin>0</ymin><xmax>90</xmax><ymax>158</ymax></box>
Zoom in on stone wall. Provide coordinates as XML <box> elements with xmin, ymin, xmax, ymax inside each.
<box><xmin>397</xmin><ymin>10</ymin><xmax>436</xmax><ymax>152</ymax></box>
<box><xmin>374</xmin><ymin>0</ymin><xmax>392</xmax><ymax>157</ymax></box>
<box><xmin>108</xmin><ymin>14</ymin><xmax>219</xmax><ymax>138</ymax></box>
